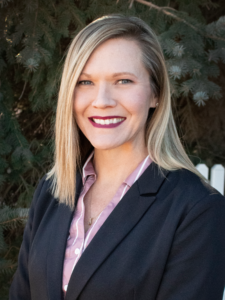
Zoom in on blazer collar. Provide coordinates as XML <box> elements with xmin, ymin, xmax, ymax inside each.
<box><xmin>137</xmin><ymin>161</ymin><xmax>169</xmax><ymax>195</ymax></box>
<box><xmin>64</xmin><ymin>162</ymin><xmax>169</xmax><ymax>300</ymax></box>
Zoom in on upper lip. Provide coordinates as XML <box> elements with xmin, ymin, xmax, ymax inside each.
<box><xmin>89</xmin><ymin>116</ymin><xmax>126</xmax><ymax>120</ymax></box>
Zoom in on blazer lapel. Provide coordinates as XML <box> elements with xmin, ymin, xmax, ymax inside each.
<box><xmin>47</xmin><ymin>172</ymin><xmax>83</xmax><ymax>300</ymax></box>
<box><xmin>65</xmin><ymin>162</ymin><xmax>169</xmax><ymax>300</ymax></box>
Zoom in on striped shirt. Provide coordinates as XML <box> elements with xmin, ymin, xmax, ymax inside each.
<box><xmin>62</xmin><ymin>151</ymin><xmax>152</xmax><ymax>295</ymax></box>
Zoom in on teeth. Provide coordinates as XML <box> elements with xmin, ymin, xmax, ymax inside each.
<box><xmin>92</xmin><ymin>118</ymin><xmax>124</xmax><ymax>125</ymax></box>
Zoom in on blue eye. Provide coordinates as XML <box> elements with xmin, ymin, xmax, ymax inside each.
<box><xmin>118</xmin><ymin>79</ymin><xmax>132</xmax><ymax>84</ymax></box>
<box><xmin>78</xmin><ymin>80</ymin><xmax>93</xmax><ymax>85</ymax></box>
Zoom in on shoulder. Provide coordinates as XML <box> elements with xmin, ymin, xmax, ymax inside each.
<box><xmin>31</xmin><ymin>174</ymin><xmax>54</xmax><ymax>207</ymax></box>
<box><xmin>161</xmin><ymin>167</ymin><xmax>225</xmax><ymax>214</ymax></box>
<box><xmin>28</xmin><ymin>174</ymin><xmax>58</xmax><ymax>225</ymax></box>
<box><xmin>166</xmin><ymin>167</ymin><xmax>214</xmax><ymax>194</ymax></box>
<box><xmin>29</xmin><ymin>171</ymin><xmax>82</xmax><ymax>215</ymax></box>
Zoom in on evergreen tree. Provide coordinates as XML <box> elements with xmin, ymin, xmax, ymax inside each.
<box><xmin>0</xmin><ymin>0</ymin><xmax>225</xmax><ymax>298</ymax></box>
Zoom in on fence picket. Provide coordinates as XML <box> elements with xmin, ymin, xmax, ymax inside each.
<box><xmin>210</xmin><ymin>164</ymin><xmax>225</xmax><ymax>195</ymax></box>
<box><xmin>196</xmin><ymin>164</ymin><xmax>209</xmax><ymax>180</ymax></box>
<box><xmin>196</xmin><ymin>163</ymin><xmax>225</xmax><ymax>195</ymax></box>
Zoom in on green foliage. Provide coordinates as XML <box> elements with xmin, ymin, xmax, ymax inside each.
<box><xmin>0</xmin><ymin>0</ymin><xmax>225</xmax><ymax>298</ymax></box>
<box><xmin>0</xmin><ymin>206</ymin><xmax>29</xmax><ymax>298</ymax></box>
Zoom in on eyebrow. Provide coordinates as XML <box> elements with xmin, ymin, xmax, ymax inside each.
<box><xmin>80</xmin><ymin>72</ymin><xmax>137</xmax><ymax>78</ymax></box>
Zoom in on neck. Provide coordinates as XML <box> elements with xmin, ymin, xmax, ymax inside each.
<box><xmin>92</xmin><ymin>143</ymin><xmax>148</xmax><ymax>185</ymax></box>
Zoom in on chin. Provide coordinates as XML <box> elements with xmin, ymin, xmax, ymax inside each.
<box><xmin>92</xmin><ymin>144</ymin><xmax>119</xmax><ymax>151</ymax></box>
<box><xmin>90</xmin><ymin>140</ymin><xmax>123</xmax><ymax>151</ymax></box>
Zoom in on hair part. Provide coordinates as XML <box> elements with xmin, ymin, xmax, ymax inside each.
<box><xmin>47</xmin><ymin>14</ymin><xmax>204</xmax><ymax>209</ymax></box>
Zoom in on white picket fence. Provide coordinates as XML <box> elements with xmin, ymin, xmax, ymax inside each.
<box><xmin>196</xmin><ymin>164</ymin><xmax>225</xmax><ymax>195</ymax></box>
<box><xmin>196</xmin><ymin>164</ymin><xmax>225</xmax><ymax>299</ymax></box>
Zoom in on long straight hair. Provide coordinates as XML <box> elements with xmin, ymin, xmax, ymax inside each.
<box><xmin>47</xmin><ymin>14</ymin><xmax>203</xmax><ymax>209</ymax></box>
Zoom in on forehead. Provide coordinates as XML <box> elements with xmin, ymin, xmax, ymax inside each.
<box><xmin>81</xmin><ymin>38</ymin><xmax>146</xmax><ymax>75</ymax></box>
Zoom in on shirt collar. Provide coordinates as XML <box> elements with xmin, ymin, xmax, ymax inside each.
<box><xmin>82</xmin><ymin>150</ymin><xmax>152</xmax><ymax>186</ymax></box>
<box><xmin>124</xmin><ymin>155</ymin><xmax>152</xmax><ymax>187</ymax></box>
<box><xmin>82</xmin><ymin>151</ymin><xmax>95</xmax><ymax>185</ymax></box>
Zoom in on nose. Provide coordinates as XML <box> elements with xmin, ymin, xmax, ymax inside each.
<box><xmin>92</xmin><ymin>82</ymin><xmax>116</xmax><ymax>108</ymax></box>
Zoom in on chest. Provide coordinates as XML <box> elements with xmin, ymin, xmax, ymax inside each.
<box><xmin>28</xmin><ymin>166</ymin><xmax>188</xmax><ymax>300</ymax></box>
<box><xmin>27</xmin><ymin>177</ymin><xmax>188</xmax><ymax>300</ymax></box>
<box><xmin>83</xmin><ymin>181</ymin><xmax>125</xmax><ymax>233</ymax></box>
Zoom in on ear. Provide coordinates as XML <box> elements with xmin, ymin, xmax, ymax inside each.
<box><xmin>149</xmin><ymin>96</ymin><xmax>158</xmax><ymax>108</ymax></box>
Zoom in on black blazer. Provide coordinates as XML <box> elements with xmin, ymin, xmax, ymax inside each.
<box><xmin>10</xmin><ymin>162</ymin><xmax>225</xmax><ymax>300</ymax></box>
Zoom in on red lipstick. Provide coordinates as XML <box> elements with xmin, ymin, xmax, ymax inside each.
<box><xmin>88</xmin><ymin>116</ymin><xmax>126</xmax><ymax>128</ymax></box>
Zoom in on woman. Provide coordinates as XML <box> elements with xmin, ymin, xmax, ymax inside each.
<box><xmin>10</xmin><ymin>14</ymin><xmax>225</xmax><ymax>300</ymax></box>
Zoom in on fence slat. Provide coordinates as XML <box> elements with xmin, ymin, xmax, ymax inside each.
<box><xmin>196</xmin><ymin>164</ymin><xmax>209</xmax><ymax>179</ymax></box>
<box><xmin>210</xmin><ymin>164</ymin><xmax>225</xmax><ymax>195</ymax></box>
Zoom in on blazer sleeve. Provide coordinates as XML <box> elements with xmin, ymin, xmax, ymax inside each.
<box><xmin>156</xmin><ymin>193</ymin><xmax>225</xmax><ymax>300</ymax></box>
<box><xmin>9</xmin><ymin>175</ymin><xmax>46</xmax><ymax>300</ymax></box>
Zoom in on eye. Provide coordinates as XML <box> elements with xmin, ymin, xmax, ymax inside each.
<box><xmin>117</xmin><ymin>79</ymin><xmax>133</xmax><ymax>84</ymax></box>
<box><xmin>77</xmin><ymin>80</ymin><xmax>93</xmax><ymax>85</ymax></box>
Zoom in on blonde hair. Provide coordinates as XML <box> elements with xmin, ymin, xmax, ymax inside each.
<box><xmin>47</xmin><ymin>14</ymin><xmax>203</xmax><ymax>208</ymax></box>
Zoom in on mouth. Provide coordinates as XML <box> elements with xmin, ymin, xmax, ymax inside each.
<box><xmin>88</xmin><ymin>116</ymin><xmax>126</xmax><ymax>128</ymax></box>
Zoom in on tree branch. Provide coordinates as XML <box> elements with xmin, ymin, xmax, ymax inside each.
<box><xmin>0</xmin><ymin>216</ymin><xmax>27</xmax><ymax>226</ymax></box>
<box><xmin>33</xmin><ymin>110</ymin><xmax>52</xmax><ymax>135</ymax></box>
<box><xmin>19</xmin><ymin>81</ymin><xmax>27</xmax><ymax>100</ymax></box>
<box><xmin>3</xmin><ymin>246</ymin><xmax>20</xmax><ymax>259</ymax></box>
<box><xmin>133</xmin><ymin>0</ymin><xmax>225</xmax><ymax>42</ymax></box>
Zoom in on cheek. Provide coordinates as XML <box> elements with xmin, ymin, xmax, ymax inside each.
<box><xmin>73</xmin><ymin>91</ymin><xmax>88</xmax><ymax>120</ymax></box>
<box><xmin>73</xmin><ymin>99</ymin><xmax>81</xmax><ymax>118</ymax></box>
<box><xmin>73</xmin><ymin>98</ymin><xmax>87</xmax><ymax>133</ymax></box>
<box><xmin>73</xmin><ymin>88</ymin><xmax>94</xmax><ymax>120</ymax></box>
<box><xmin>124</xmin><ymin>90</ymin><xmax>150</xmax><ymax>120</ymax></box>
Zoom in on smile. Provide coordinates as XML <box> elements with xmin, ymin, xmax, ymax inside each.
<box><xmin>88</xmin><ymin>116</ymin><xmax>126</xmax><ymax>128</ymax></box>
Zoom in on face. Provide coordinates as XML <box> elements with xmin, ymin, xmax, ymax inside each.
<box><xmin>74</xmin><ymin>38</ymin><xmax>157</xmax><ymax>152</ymax></box>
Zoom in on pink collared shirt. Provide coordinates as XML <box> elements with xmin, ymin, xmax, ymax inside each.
<box><xmin>62</xmin><ymin>152</ymin><xmax>152</xmax><ymax>295</ymax></box>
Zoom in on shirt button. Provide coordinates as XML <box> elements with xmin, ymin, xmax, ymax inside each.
<box><xmin>75</xmin><ymin>248</ymin><xmax>80</xmax><ymax>255</ymax></box>
<box><xmin>64</xmin><ymin>285</ymin><xmax>68</xmax><ymax>291</ymax></box>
